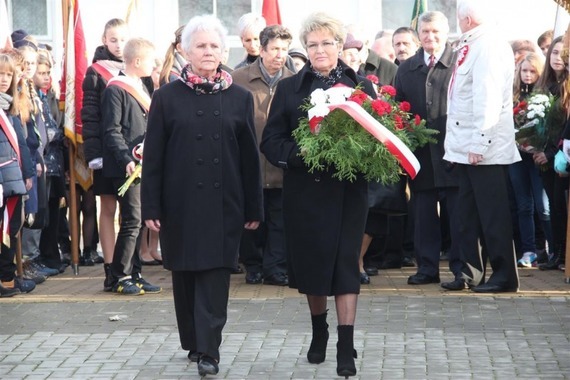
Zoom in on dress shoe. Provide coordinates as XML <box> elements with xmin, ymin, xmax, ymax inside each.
<box><xmin>141</xmin><ymin>259</ymin><xmax>161</xmax><ymax>265</ymax></box>
<box><xmin>187</xmin><ymin>350</ymin><xmax>200</xmax><ymax>362</ymax></box>
<box><xmin>263</xmin><ymin>272</ymin><xmax>288</xmax><ymax>286</ymax></box>
<box><xmin>402</xmin><ymin>256</ymin><xmax>416</xmax><ymax>267</ymax></box>
<box><xmin>363</xmin><ymin>266</ymin><xmax>378</xmax><ymax>276</ymax></box>
<box><xmin>378</xmin><ymin>261</ymin><xmax>402</xmax><ymax>269</ymax></box>
<box><xmin>471</xmin><ymin>283</ymin><xmax>518</xmax><ymax>293</ymax></box>
<box><xmin>441</xmin><ymin>278</ymin><xmax>466</xmax><ymax>291</ymax></box>
<box><xmin>197</xmin><ymin>355</ymin><xmax>219</xmax><ymax>376</ymax></box>
<box><xmin>245</xmin><ymin>271</ymin><xmax>262</xmax><ymax>284</ymax></box>
<box><xmin>231</xmin><ymin>265</ymin><xmax>244</xmax><ymax>274</ymax></box>
<box><xmin>360</xmin><ymin>272</ymin><xmax>370</xmax><ymax>284</ymax></box>
<box><xmin>407</xmin><ymin>273</ymin><xmax>440</xmax><ymax>285</ymax></box>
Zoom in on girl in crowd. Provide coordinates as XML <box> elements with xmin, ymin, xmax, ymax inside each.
<box><xmin>158</xmin><ymin>26</ymin><xmax>186</xmax><ymax>86</ymax></box>
<box><xmin>510</xmin><ymin>52</ymin><xmax>552</xmax><ymax>268</ymax></box>
<box><xmin>534</xmin><ymin>36</ymin><xmax>568</xmax><ymax>271</ymax></box>
<box><xmin>81</xmin><ymin>18</ymin><xmax>129</xmax><ymax>286</ymax></box>
<box><xmin>0</xmin><ymin>53</ymin><xmax>36</xmax><ymax>295</ymax></box>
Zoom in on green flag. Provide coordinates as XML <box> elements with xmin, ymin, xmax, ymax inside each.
<box><xmin>411</xmin><ymin>0</ymin><xmax>428</xmax><ymax>30</ymax></box>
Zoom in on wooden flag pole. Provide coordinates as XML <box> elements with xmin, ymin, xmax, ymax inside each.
<box><xmin>68</xmin><ymin>141</ymin><xmax>79</xmax><ymax>275</ymax></box>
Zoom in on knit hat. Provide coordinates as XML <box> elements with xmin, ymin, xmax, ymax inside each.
<box><xmin>11</xmin><ymin>29</ymin><xmax>38</xmax><ymax>51</ymax></box>
<box><xmin>343</xmin><ymin>33</ymin><xmax>363</xmax><ymax>51</ymax></box>
<box><xmin>288</xmin><ymin>47</ymin><xmax>308</xmax><ymax>62</ymax></box>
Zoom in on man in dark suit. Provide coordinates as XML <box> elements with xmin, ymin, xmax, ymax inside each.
<box><xmin>394</xmin><ymin>11</ymin><xmax>464</xmax><ymax>289</ymax></box>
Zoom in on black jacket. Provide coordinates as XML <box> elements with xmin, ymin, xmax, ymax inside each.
<box><xmin>101</xmin><ymin>76</ymin><xmax>149</xmax><ymax>179</ymax></box>
<box><xmin>81</xmin><ymin>46</ymin><xmax>122</xmax><ymax>162</ymax></box>
<box><xmin>394</xmin><ymin>44</ymin><xmax>458</xmax><ymax>191</ymax></box>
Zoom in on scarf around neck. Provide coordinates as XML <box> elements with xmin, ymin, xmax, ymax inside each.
<box><xmin>312</xmin><ymin>64</ymin><xmax>343</xmax><ymax>87</ymax></box>
<box><xmin>0</xmin><ymin>92</ymin><xmax>13</xmax><ymax>111</ymax></box>
<box><xmin>180</xmin><ymin>65</ymin><xmax>232</xmax><ymax>95</ymax></box>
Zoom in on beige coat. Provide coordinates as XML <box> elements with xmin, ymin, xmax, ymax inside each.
<box><xmin>232</xmin><ymin>58</ymin><xmax>295</xmax><ymax>188</ymax></box>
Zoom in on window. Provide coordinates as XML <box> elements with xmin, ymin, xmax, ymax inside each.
<box><xmin>9</xmin><ymin>0</ymin><xmax>54</xmax><ymax>40</ymax></box>
<box><xmin>178</xmin><ymin>0</ymin><xmax>252</xmax><ymax>68</ymax></box>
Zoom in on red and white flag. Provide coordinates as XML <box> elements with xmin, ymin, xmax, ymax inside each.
<box><xmin>262</xmin><ymin>0</ymin><xmax>282</xmax><ymax>25</ymax></box>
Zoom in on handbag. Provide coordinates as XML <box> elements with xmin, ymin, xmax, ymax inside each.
<box><xmin>367</xmin><ymin>175</ymin><xmax>408</xmax><ymax>216</ymax></box>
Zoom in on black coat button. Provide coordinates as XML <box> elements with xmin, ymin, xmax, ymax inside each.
<box><xmin>197</xmin><ymin>182</ymin><xmax>203</xmax><ymax>188</ymax></box>
<box><xmin>213</xmin><ymin>182</ymin><xmax>220</xmax><ymax>188</ymax></box>
<box><xmin>213</xmin><ymin>110</ymin><xmax>220</xmax><ymax>116</ymax></box>
<box><xmin>213</xmin><ymin>158</ymin><xmax>220</xmax><ymax>164</ymax></box>
<box><xmin>213</xmin><ymin>133</ymin><xmax>220</xmax><ymax>140</ymax></box>
<box><xmin>197</xmin><ymin>110</ymin><xmax>204</xmax><ymax>116</ymax></box>
<box><xmin>196</xmin><ymin>134</ymin><xmax>203</xmax><ymax>140</ymax></box>
<box><xmin>315</xmin><ymin>176</ymin><xmax>321</xmax><ymax>182</ymax></box>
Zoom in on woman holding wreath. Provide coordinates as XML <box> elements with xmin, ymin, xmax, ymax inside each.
<box><xmin>260</xmin><ymin>12</ymin><xmax>376</xmax><ymax>378</ymax></box>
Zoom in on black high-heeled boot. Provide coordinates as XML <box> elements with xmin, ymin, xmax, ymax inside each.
<box><xmin>307</xmin><ymin>311</ymin><xmax>329</xmax><ymax>364</ymax></box>
<box><xmin>336</xmin><ymin>325</ymin><xmax>357</xmax><ymax>378</ymax></box>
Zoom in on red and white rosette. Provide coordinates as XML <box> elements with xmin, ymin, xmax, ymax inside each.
<box><xmin>307</xmin><ymin>88</ymin><xmax>421</xmax><ymax>179</ymax></box>
<box><xmin>132</xmin><ymin>142</ymin><xmax>144</xmax><ymax>163</ymax></box>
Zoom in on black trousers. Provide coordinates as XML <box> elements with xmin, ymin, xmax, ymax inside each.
<box><xmin>239</xmin><ymin>188</ymin><xmax>286</xmax><ymax>276</ymax></box>
<box><xmin>413</xmin><ymin>188</ymin><xmax>462</xmax><ymax>279</ymax></box>
<box><xmin>455</xmin><ymin>164</ymin><xmax>518</xmax><ymax>288</ymax></box>
<box><xmin>110</xmin><ymin>179</ymin><xmax>142</xmax><ymax>281</ymax></box>
<box><xmin>172</xmin><ymin>268</ymin><xmax>231</xmax><ymax>362</ymax></box>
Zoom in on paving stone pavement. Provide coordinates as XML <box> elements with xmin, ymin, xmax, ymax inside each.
<box><xmin>0</xmin><ymin>264</ymin><xmax>569</xmax><ymax>379</ymax></box>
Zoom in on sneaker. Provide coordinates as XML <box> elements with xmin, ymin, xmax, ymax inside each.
<box><xmin>14</xmin><ymin>277</ymin><xmax>36</xmax><ymax>293</ymax></box>
<box><xmin>112</xmin><ymin>279</ymin><xmax>145</xmax><ymax>295</ymax></box>
<box><xmin>132</xmin><ymin>274</ymin><xmax>162</xmax><ymax>293</ymax></box>
<box><xmin>0</xmin><ymin>281</ymin><xmax>20</xmax><ymax>297</ymax></box>
<box><xmin>518</xmin><ymin>252</ymin><xmax>537</xmax><ymax>268</ymax></box>
<box><xmin>29</xmin><ymin>260</ymin><xmax>60</xmax><ymax>277</ymax></box>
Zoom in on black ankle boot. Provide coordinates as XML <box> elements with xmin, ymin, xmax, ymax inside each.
<box><xmin>307</xmin><ymin>311</ymin><xmax>329</xmax><ymax>364</ymax></box>
<box><xmin>79</xmin><ymin>249</ymin><xmax>94</xmax><ymax>266</ymax></box>
<box><xmin>336</xmin><ymin>325</ymin><xmax>357</xmax><ymax>378</ymax></box>
<box><xmin>539</xmin><ymin>250</ymin><xmax>562</xmax><ymax>270</ymax></box>
<box><xmin>103</xmin><ymin>264</ymin><xmax>114</xmax><ymax>291</ymax></box>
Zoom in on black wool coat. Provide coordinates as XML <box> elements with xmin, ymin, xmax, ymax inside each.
<box><xmin>260</xmin><ymin>61</ymin><xmax>376</xmax><ymax>296</ymax></box>
<box><xmin>141</xmin><ymin>81</ymin><xmax>263</xmax><ymax>272</ymax></box>
<box><xmin>394</xmin><ymin>44</ymin><xmax>458</xmax><ymax>192</ymax></box>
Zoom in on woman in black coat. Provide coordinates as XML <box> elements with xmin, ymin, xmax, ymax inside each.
<box><xmin>260</xmin><ymin>12</ymin><xmax>375</xmax><ymax>379</ymax></box>
<box><xmin>141</xmin><ymin>15</ymin><xmax>262</xmax><ymax>377</ymax></box>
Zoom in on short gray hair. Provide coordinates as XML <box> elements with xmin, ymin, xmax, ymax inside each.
<box><xmin>299</xmin><ymin>12</ymin><xmax>346</xmax><ymax>49</ymax></box>
<box><xmin>457</xmin><ymin>0</ymin><xmax>489</xmax><ymax>24</ymax></box>
<box><xmin>181</xmin><ymin>15</ymin><xmax>228</xmax><ymax>53</ymax></box>
<box><xmin>418</xmin><ymin>11</ymin><xmax>450</xmax><ymax>34</ymax></box>
<box><xmin>237</xmin><ymin>13</ymin><xmax>266</xmax><ymax>38</ymax></box>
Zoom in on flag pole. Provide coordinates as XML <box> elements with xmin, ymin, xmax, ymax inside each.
<box><xmin>62</xmin><ymin>0</ymin><xmax>80</xmax><ymax>275</ymax></box>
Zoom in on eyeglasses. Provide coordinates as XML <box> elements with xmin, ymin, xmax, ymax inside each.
<box><xmin>306</xmin><ymin>40</ymin><xmax>338</xmax><ymax>51</ymax></box>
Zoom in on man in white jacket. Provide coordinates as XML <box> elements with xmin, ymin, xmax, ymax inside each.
<box><xmin>444</xmin><ymin>0</ymin><xmax>521</xmax><ymax>293</ymax></box>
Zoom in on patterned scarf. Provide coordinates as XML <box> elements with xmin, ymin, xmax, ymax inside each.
<box><xmin>179</xmin><ymin>65</ymin><xmax>232</xmax><ymax>95</ymax></box>
<box><xmin>312</xmin><ymin>64</ymin><xmax>343</xmax><ymax>87</ymax></box>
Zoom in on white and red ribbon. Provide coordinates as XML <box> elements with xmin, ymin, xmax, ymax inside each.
<box><xmin>308</xmin><ymin>98</ymin><xmax>421</xmax><ymax>179</ymax></box>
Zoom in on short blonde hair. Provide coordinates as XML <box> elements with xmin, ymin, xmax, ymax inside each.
<box><xmin>299</xmin><ymin>12</ymin><xmax>346</xmax><ymax>49</ymax></box>
<box><xmin>123</xmin><ymin>38</ymin><xmax>155</xmax><ymax>64</ymax></box>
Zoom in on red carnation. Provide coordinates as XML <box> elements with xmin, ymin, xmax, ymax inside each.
<box><xmin>371</xmin><ymin>99</ymin><xmax>391</xmax><ymax>116</ymax></box>
<box><xmin>394</xmin><ymin>115</ymin><xmax>404</xmax><ymax>130</ymax></box>
<box><xmin>366</xmin><ymin>74</ymin><xmax>379</xmax><ymax>85</ymax></box>
<box><xmin>348</xmin><ymin>90</ymin><xmax>368</xmax><ymax>105</ymax></box>
<box><xmin>380</xmin><ymin>85</ymin><xmax>397</xmax><ymax>97</ymax></box>
<box><xmin>399</xmin><ymin>101</ymin><xmax>411</xmax><ymax>112</ymax></box>
<box><xmin>414</xmin><ymin>114</ymin><xmax>422</xmax><ymax>126</ymax></box>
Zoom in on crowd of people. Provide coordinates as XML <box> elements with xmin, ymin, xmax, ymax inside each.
<box><xmin>0</xmin><ymin>0</ymin><xmax>569</xmax><ymax>377</ymax></box>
